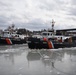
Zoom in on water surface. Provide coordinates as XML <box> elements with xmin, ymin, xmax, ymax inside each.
<box><xmin>0</xmin><ymin>45</ymin><xmax>76</xmax><ymax>75</ymax></box>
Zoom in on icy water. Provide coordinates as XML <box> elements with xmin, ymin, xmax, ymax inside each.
<box><xmin>0</xmin><ymin>44</ymin><xmax>76</xmax><ymax>75</ymax></box>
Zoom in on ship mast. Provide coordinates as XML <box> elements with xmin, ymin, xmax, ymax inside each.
<box><xmin>51</xmin><ymin>19</ymin><xmax>55</xmax><ymax>35</ymax></box>
<box><xmin>52</xmin><ymin>19</ymin><xmax>55</xmax><ymax>31</ymax></box>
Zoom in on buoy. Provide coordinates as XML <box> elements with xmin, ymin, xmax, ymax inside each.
<box><xmin>6</xmin><ymin>38</ymin><xmax>12</xmax><ymax>45</ymax></box>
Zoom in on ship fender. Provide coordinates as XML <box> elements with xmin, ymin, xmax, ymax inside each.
<box><xmin>47</xmin><ymin>40</ymin><xmax>54</xmax><ymax>49</ymax></box>
<box><xmin>5</xmin><ymin>38</ymin><xmax>12</xmax><ymax>45</ymax></box>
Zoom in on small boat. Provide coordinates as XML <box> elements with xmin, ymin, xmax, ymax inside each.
<box><xmin>0</xmin><ymin>31</ymin><xmax>27</xmax><ymax>45</ymax></box>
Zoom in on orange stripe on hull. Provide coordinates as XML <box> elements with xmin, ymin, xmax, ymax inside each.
<box><xmin>6</xmin><ymin>38</ymin><xmax>12</xmax><ymax>45</ymax></box>
<box><xmin>48</xmin><ymin>41</ymin><xmax>54</xmax><ymax>49</ymax></box>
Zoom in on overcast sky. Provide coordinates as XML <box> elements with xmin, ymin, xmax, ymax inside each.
<box><xmin>0</xmin><ymin>0</ymin><xmax>76</xmax><ymax>31</ymax></box>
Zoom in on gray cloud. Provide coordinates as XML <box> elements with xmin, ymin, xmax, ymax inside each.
<box><xmin>65</xmin><ymin>0</ymin><xmax>76</xmax><ymax>16</ymax></box>
<box><xmin>67</xmin><ymin>7</ymin><xmax>76</xmax><ymax>17</ymax></box>
<box><xmin>71</xmin><ymin>0</ymin><xmax>76</xmax><ymax>5</ymax></box>
<box><xmin>0</xmin><ymin>15</ymin><xmax>10</xmax><ymax>28</ymax></box>
<box><xmin>38</xmin><ymin>0</ymin><xmax>68</xmax><ymax>11</ymax></box>
<box><xmin>24</xmin><ymin>19</ymin><xmax>47</xmax><ymax>30</ymax></box>
<box><xmin>70</xmin><ymin>8</ymin><xmax>76</xmax><ymax>16</ymax></box>
<box><xmin>0</xmin><ymin>0</ymin><xmax>13</xmax><ymax>11</ymax></box>
<box><xmin>0</xmin><ymin>0</ymin><xmax>76</xmax><ymax>30</ymax></box>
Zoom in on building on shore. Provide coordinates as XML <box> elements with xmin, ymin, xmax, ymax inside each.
<box><xmin>56</xmin><ymin>28</ymin><xmax>76</xmax><ymax>36</ymax></box>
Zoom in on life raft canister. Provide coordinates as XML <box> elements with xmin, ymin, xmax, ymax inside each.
<box><xmin>5</xmin><ymin>38</ymin><xmax>12</xmax><ymax>45</ymax></box>
<box><xmin>47</xmin><ymin>40</ymin><xmax>54</xmax><ymax>49</ymax></box>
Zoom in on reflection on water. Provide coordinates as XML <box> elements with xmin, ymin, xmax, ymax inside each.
<box><xmin>0</xmin><ymin>45</ymin><xmax>76</xmax><ymax>75</ymax></box>
<box><xmin>0</xmin><ymin>44</ymin><xmax>28</xmax><ymax>66</ymax></box>
<box><xmin>27</xmin><ymin>51</ymin><xmax>41</xmax><ymax>61</ymax></box>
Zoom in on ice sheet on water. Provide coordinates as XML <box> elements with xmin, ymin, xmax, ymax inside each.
<box><xmin>48</xmin><ymin>47</ymin><xmax>76</xmax><ymax>52</ymax></box>
<box><xmin>0</xmin><ymin>49</ymin><xmax>18</xmax><ymax>54</ymax></box>
<box><xmin>0</xmin><ymin>47</ymin><xmax>26</xmax><ymax>54</ymax></box>
<box><xmin>0</xmin><ymin>44</ymin><xmax>27</xmax><ymax>54</ymax></box>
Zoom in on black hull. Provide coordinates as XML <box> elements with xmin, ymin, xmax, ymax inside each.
<box><xmin>0</xmin><ymin>38</ymin><xmax>8</xmax><ymax>45</ymax></box>
<box><xmin>28</xmin><ymin>38</ymin><xmax>49</xmax><ymax>49</ymax></box>
<box><xmin>0</xmin><ymin>37</ymin><xmax>26</xmax><ymax>45</ymax></box>
<box><xmin>54</xmin><ymin>43</ymin><xmax>76</xmax><ymax>49</ymax></box>
<box><xmin>11</xmin><ymin>39</ymin><xmax>26</xmax><ymax>44</ymax></box>
<box><xmin>27</xmin><ymin>37</ymin><xmax>76</xmax><ymax>49</ymax></box>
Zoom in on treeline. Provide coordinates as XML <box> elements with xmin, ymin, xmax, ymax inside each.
<box><xmin>17</xmin><ymin>28</ymin><xmax>32</xmax><ymax>36</ymax></box>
